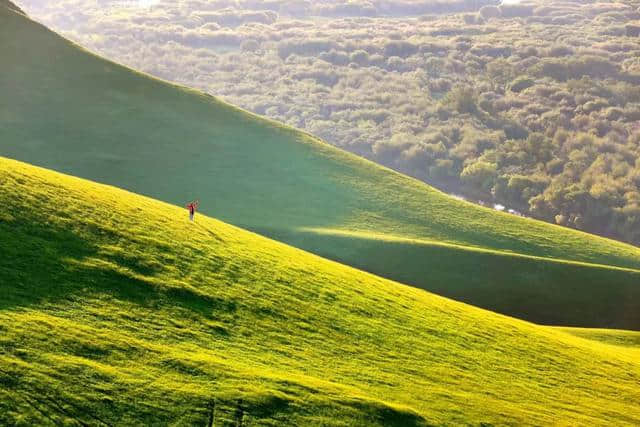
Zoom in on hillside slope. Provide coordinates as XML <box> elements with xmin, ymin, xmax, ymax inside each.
<box><xmin>0</xmin><ymin>0</ymin><xmax>22</xmax><ymax>14</ymax></box>
<box><xmin>1</xmin><ymin>3</ymin><xmax>640</xmax><ymax>328</ymax></box>
<box><xmin>1</xmin><ymin>157</ymin><xmax>640</xmax><ymax>426</ymax></box>
<box><xmin>556</xmin><ymin>327</ymin><xmax>640</xmax><ymax>357</ymax></box>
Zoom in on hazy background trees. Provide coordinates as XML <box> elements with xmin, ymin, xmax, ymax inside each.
<box><xmin>17</xmin><ymin>0</ymin><xmax>640</xmax><ymax>245</ymax></box>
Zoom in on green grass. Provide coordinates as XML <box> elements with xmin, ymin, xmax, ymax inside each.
<box><xmin>265</xmin><ymin>227</ymin><xmax>640</xmax><ymax>328</ymax></box>
<box><xmin>1</xmin><ymin>3</ymin><xmax>640</xmax><ymax>329</ymax></box>
<box><xmin>2</xmin><ymin>157</ymin><xmax>640</xmax><ymax>426</ymax></box>
<box><xmin>555</xmin><ymin>327</ymin><xmax>640</xmax><ymax>350</ymax></box>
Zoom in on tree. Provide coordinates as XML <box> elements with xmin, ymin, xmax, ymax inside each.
<box><xmin>510</xmin><ymin>76</ymin><xmax>535</xmax><ymax>93</ymax></box>
<box><xmin>445</xmin><ymin>86</ymin><xmax>478</xmax><ymax>114</ymax></box>
<box><xmin>479</xmin><ymin>5</ymin><xmax>501</xmax><ymax>20</ymax></box>
<box><xmin>461</xmin><ymin>161</ymin><xmax>498</xmax><ymax>192</ymax></box>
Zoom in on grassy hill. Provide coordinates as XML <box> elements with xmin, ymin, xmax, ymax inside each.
<box><xmin>557</xmin><ymin>327</ymin><xmax>640</xmax><ymax>353</ymax></box>
<box><xmin>1</xmin><ymin>156</ymin><xmax>640</xmax><ymax>426</ymax></box>
<box><xmin>1</xmin><ymin>2</ymin><xmax>640</xmax><ymax>329</ymax></box>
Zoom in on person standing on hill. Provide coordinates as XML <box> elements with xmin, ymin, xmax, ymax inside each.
<box><xmin>186</xmin><ymin>200</ymin><xmax>199</xmax><ymax>221</ymax></box>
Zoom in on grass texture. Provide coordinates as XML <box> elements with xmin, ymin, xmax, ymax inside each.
<box><xmin>1</xmin><ymin>3</ymin><xmax>640</xmax><ymax>328</ymax></box>
<box><xmin>1</xmin><ymin>157</ymin><xmax>640</xmax><ymax>425</ymax></box>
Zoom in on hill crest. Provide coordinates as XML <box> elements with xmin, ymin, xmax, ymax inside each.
<box><xmin>1</xmin><ymin>156</ymin><xmax>639</xmax><ymax>425</ymax></box>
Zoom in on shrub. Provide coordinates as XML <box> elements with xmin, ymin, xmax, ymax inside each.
<box><xmin>277</xmin><ymin>39</ymin><xmax>337</xmax><ymax>59</ymax></box>
<box><xmin>461</xmin><ymin>161</ymin><xmax>498</xmax><ymax>192</ymax></box>
<box><xmin>463</xmin><ymin>14</ymin><xmax>477</xmax><ymax>25</ymax></box>
<box><xmin>386</xmin><ymin>56</ymin><xmax>407</xmax><ymax>72</ymax></box>
<box><xmin>510</xmin><ymin>76</ymin><xmax>535</xmax><ymax>93</ymax></box>
<box><xmin>470</xmin><ymin>44</ymin><xmax>512</xmax><ymax>58</ymax></box>
<box><xmin>519</xmin><ymin>46</ymin><xmax>539</xmax><ymax>58</ymax></box>
<box><xmin>451</xmin><ymin>128</ymin><xmax>499</xmax><ymax>160</ymax></box>
<box><xmin>503</xmin><ymin>122</ymin><xmax>529</xmax><ymax>140</ymax></box>
<box><xmin>547</xmin><ymin>45</ymin><xmax>574</xmax><ymax>57</ymax></box>
<box><xmin>626</xmin><ymin>24</ymin><xmax>640</xmax><ymax>37</ymax></box>
<box><xmin>582</xmin><ymin>99</ymin><xmax>609</xmax><ymax>114</ymax></box>
<box><xmin>495</xmin><ymin>174</ymin><xmax>549</xmax><ymax>207</ymax></box>
<box><xmin>383</xmin><ymin>41</ymin><xmax>418</xmax><ymax>58</ymax></box>
<box><xmin>429</xmin><ymin>78</ymin><xmax>452</xmax><ymax>93</ymax></box>
<box><xmin>241</xmin><ymin>39</ymin><xmax>260</xmax><ymax>52</ymax></box>
<box><xmin>445</xmin><ymin>86</ymin><xmax>478</xmax><ymax>114</ymax></box>
<box><xmin>319</xmin><ymin>50</ymin><xmax>350</xmax><ymax>66</ymax></box>
<box><xmin>533</xmin><ymin>59</ymin><xmax>569</xmax><ymax>81</ymax></box>
<box><xmin>372</xmin><ymin>133</ymin><xmax>414</xmax><ymax>162</ymax></box>
<box><xmin>605</xmin><ymin>107</ymin><xmax>624</xmax><ymax>121</ymax></box>
<box><xmin>479</xmin><ymin>5</ymin><xmax>501</xmax><ymax>20</ymax></box>
<box><xmin>499</xmin><ymin>4</ymin><xmax>535</xmax><ymax>18</ymax></box>
<box><xmin>487</xmin><ymin>58</ymin><xmax>515</xmax><ymax>87</ymax></box>
<box><xmin>429</xmin><ymin>158</ymin><xmax>457</xmax><ymax>179</ymax></box>
<box><xmin>419</xmin><ymin>42</ymin><xmax>449</xmax><ymax>55</ymax></box>
<box><xmin>568</xmin><ymin>56</ymin><xmax>619</xmax><ymax>79</ymax></box>
<box><xmin>349</xmin><ymin>50</ymin><xmax>369</xmax><ymax>65</ymax></box>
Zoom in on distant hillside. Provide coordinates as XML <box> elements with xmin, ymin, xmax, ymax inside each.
<box><xmin>20</xmin><ymin>0</ymin><xmax>640</xmax><ymax>245</ymax></box>
<box><xmin>557</xmin><ymin>327</ymin><xmax>640</xmax><ymax>353</ymax></box>
<box><xmin>1</xmin><ymin>3</ymin><xmax>640</xmax><ymax>328</ymax></box>
<box><xmin>1</xmin><ymin>156</ymin><xmax>639</xmax><ymax>426</ymax></box>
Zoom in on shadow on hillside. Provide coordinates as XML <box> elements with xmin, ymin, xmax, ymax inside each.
<box><xmin>253</xmin><ymin>226</ymin><xmax>640</xmax><ymax>331</ymax></box>
<box><xmin>0</xmin><ymin>217</ymin><xmax>231</xmax><ymax>318</ymax></box>
<box><xmin>195</xmin><ymin>392</ymin><xmax>430</xmax><ymax>427</ymax></box>
<box><xmin>349</xmin><ymin>399</ymin><xmax>430</xmax><ymax>427</ymax></box>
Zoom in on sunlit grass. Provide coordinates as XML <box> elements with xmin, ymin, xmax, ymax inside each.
<box><xmin>555</xmin><ymin>327</ymin><xmax>640</xmax><ymax>351</ymax></box>
<box><xmin>1</xmin><ymin>4</ymin><xmax>640</xmax><ymax>328</ymax></box>
<box><xmin>1</xmin><ymin>157</ymin><xmax>640</xmax><ymax>425</ymax></box>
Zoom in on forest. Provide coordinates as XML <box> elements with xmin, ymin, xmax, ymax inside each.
<box><xmin>20</xmin><ymin>0</ymin><xmax>640</xmax><ymax>245</ymax></box>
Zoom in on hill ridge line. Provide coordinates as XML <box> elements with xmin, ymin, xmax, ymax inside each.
<box><xmin>297</xmin><ymin>227</ymin><xmax>640</xmax><ymax>274</ymax></box>
<box><xmin>2</xmin><ymin>153</ymin><xmax>640</xmax><ymax>425</ymax></box>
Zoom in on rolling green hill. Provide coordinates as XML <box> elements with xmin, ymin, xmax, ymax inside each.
<box><xmin>556</xmin><ymin>327</ymin><xmax>640</xmax><ymax>353</ymax></box>
<box><xmin>1</xmin><ymin>157</ymin><xmax>640</xmax><ymax>426</ymax></box>
<box><xmin>1</xmin><ymin>2</ymin><xmax>640</xmax><ymax>328</ymax></box>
